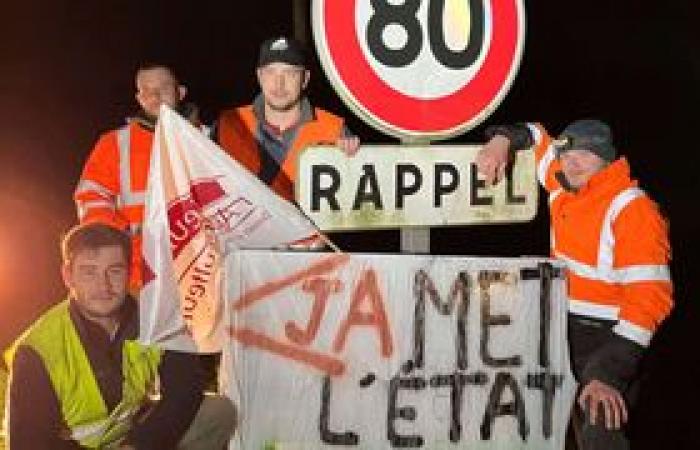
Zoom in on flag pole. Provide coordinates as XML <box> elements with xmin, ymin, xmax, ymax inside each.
<box><xmin>319</xmin><ymin>232</ymin><xmax>342</xmax><ymax>253</ymax></box>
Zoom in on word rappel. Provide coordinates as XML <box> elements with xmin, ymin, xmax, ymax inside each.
<box><xmin>296</xmin><ymin>146</ymin><xmax>538</xmax><ymax>229</ymax></box>
<box><xmin>309</xmin><ymin>163</ymin><xmax>526</xmax><ymax>212</ymax></box>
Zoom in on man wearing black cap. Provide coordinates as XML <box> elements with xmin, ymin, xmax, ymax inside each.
<box><xmin>215</xmin><ymin>36</ymin><xmax>359</xmax><ymax>203</ymax></box>
<box><xmin>476</xmin><ymin>120</ymin><xmax>673</xmax><ymax>450</ymax></box>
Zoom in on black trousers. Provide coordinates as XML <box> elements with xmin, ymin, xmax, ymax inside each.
<box><xmin>568</xmin><ymin>315</ymin><xmax>639</xmax><ymax>450</ymax></box>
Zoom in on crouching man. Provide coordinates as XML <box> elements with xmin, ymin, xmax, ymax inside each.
<box><xmin>4</xmin><ymin>223</ymin><xmax>236</xmax><ymax>449</ymax></box>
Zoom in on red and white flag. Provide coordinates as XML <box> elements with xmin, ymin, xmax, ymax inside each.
<box><xmin>139</xmin><ymin>106</ymin><xmax>323</xmax><ymax>352</ymax></box>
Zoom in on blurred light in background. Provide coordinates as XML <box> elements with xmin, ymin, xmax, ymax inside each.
<box><xmin>0</xmin><ymin>165</ymin><xmax>75</xmax><ymax>350</ymax></box>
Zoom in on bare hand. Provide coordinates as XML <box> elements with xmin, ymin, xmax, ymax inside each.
<box><xmin>475</xmin><ymin>135</ymin><xmax>510</xmax><ymax>185</ymax></box>
<box><xmin>336</xmin><ymin>136</ymin><xmax>360</xmax><ymax>156</ymax></box>
<box><xmin>578</xmin><ymin>379</ymin><xmax>628</xmax><ymax>430</ymax></box>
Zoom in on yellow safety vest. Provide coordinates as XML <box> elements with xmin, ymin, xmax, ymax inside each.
<box><xmin>5</xmin><ymin>300</ymin><xmax>161</xmax><ymax>448</ymax></box>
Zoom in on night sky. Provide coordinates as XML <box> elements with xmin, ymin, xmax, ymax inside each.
<box><xmin>1</xmin><ymin>1</ymin><xmax>699</xmax><ymax>447</ymax></box>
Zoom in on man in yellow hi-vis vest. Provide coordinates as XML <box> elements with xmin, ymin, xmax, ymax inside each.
<box><xmin>4</xmin><ymin>223</ymin><xmax>236</xmax><ymax>449</ymax></box>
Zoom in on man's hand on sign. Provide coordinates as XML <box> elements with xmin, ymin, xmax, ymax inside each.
<box><xmin>578</xmin><ymin>379</ymin><xmax>628</xmax><ymax>430</ymax></box>
<box><xmin>476</xmin><ymin>135</ymin><xmax>510</xmax><ymax>185</ymax></box>
<box><xmin>336</xmin><ymin>136</ymin><xmax>361</xmax><ymax>156</ymax></box>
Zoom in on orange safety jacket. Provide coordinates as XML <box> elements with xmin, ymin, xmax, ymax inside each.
<box><xmin>74</xmin><ymin>120</ymin><xmax>153</xmax><ymax>290</ymax></box>
<box><xmin>75</xmin><ymin>116</ymin><xmax>207</xmax><ymax>291</ymax></box>
<box><xmin>216</xmin><ymin>104</ymin><xmax>344</xmax><ymax>202</ymax></box>
<box><xmin>528</xmin><ymin>123</ymin><xmax>673</xmax><ymax>347</ymax></box>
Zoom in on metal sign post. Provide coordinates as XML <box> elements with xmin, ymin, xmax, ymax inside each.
<box><xmin>400</xmin><ymin>227</ymin><xmax>431</xmax><ymax>254</ymax></box>
<box><xmin>292</xmin><ymin>0</ymin><xmax>309</xmax><ymax>44</ymax></box>
<box><xmin>400</xmin><ymin>137</ymin><xmax>431</xmax><ymax>254</ymax></box>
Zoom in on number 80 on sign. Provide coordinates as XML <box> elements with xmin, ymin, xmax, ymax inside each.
<box><xmin>312</xmin><ymin>0</ymin><xmax>526</xmax><ymax>141</ymax></box>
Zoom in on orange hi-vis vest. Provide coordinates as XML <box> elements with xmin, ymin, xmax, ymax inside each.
<box><xmin>528</xmin><ymin>123</ymin><xmax>673</xmax><ymax>347</ymax></box>
<box><xmin>217</xmin><ymin>105</ymin><xmax>344</xmax><ymax>201</ymax></box>
<box><xmin>74</xmin><ymin>121</ymin><xmax>153</xmax><ymax>290</ymax></box>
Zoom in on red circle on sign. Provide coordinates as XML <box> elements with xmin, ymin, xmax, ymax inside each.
<box><xmin>314</xmin><ymin>0</ymin><xmax>524</xmax><ymax>140</ymax></box>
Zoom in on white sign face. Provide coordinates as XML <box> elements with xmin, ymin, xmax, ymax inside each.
<box><xmin>312</xmin><ymin>0</ymin><xmax>526</xmax><ymax>140</ymax></box>
<box><xmin>296</xmin><ymin>145</ymin><xmax>538</xmax><ymax>231</ymax></box>
<box><xmin>223</xmin><ymin>251</ymin><xmax>576</xmax><ymax>450</ymax></box>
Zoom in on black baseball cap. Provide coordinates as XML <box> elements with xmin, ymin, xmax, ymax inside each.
<box><xmin>257</xmin><ymin>36</ymin><xmax>307</xmax><ymax>68</ymax></box>
<box><xmin>555</xmin><ymin>119</ymin><xmax>616</xmax><ymax>162</ymax></box>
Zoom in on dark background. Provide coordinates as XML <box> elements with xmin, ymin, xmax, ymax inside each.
<box><xmin>1</xmin><ymin>1</ymin><xmax>698</xmax><ymax>447</ymax></box>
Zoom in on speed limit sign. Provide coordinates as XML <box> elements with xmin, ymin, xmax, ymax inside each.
<box><xmin>312</xmin><ymin>0</ymin><xmax>525</xmax><ymax>140</ymax></box>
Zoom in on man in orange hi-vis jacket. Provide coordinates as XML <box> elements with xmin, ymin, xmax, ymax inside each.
<box><xmin>476</xmin><ymin>119</ymin><xmax>672</xmax><ymax>450</ymax></box>
<box><xmin>214</xmin><ymin>36</ymin><xmax>359</xmax><ymax>202</ymax></box>
<box><xmin>74</xmin><ymin>63</ymin><xmax>202</xmax><ymax>291</ymax></box>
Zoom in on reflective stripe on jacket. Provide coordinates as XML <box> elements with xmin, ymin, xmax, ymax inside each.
<box><xmin>5</xmin><ymin>300</ymin><xmax>161</xmax><ymax>448</ymax></box>
<box><xmin>528</xmin><ymin>123</ymin><xmax>673</xmax><ymax>346</ymax></box>
<box><xmin>74</xmin><ymin>121</ymin><xmax>153</xmax><ymax>289</ymax></box>
<box><xmin>216</xmin><ymin>105</ymin><xmax>344</xmax><ymax>201</ymax></box>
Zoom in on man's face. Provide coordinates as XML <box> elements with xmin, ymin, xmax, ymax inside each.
<box><xmin>62</xmin><ymin>245</ymin><xmax>129</xmax><ymax>323</ymax></box>
<box><xmin>559</xmin><ymin>149</ymin><xmax>607</xmax><ymax>190</ymax></box>
<box><xmin>135</xmin><ymin>67</ymin><xmax>186</xmax><ymax>119</ymax></box>
<box><xmin>257</xmin><ymin>62</ymin><xmax>309</xmax><ymax>112</ymax></box>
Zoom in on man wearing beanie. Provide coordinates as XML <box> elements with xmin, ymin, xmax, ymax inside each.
<box><xmin>476</xmin><ymin>120</ymin><xmax>673</xmax><ymax>450</ymax></box>
<box><xmin>215</xmin><ymin>36</ymin><xmax>359</xmax><ymax>203</ymax></box>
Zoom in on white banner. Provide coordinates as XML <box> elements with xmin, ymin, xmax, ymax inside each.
<box><xmin>224</xmin><ymin>251</ymin><xmax>575</xmax><ymax>450</ymax></box>
<box><xmin>139</xmin><ymin>107</ymin><xmax>321</xmax><ymax>353</ymax></box>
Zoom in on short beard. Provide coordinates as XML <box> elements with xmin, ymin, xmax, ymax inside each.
<box><xmin>265</xmin><ymin>95</ymin><xmax>302</xmax><ymax>113</ymax></box>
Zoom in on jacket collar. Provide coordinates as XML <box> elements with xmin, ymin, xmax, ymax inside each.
<box><xmin>68</xmin><ymin>295</ymin><xmax>138</xmax><ymax>344</ymax></box>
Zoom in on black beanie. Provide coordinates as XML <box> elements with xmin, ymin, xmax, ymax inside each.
<box><xmin>555</xmin><ymin>119</ymin><xmax>616</xmax><ymax>162</ymax></box>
